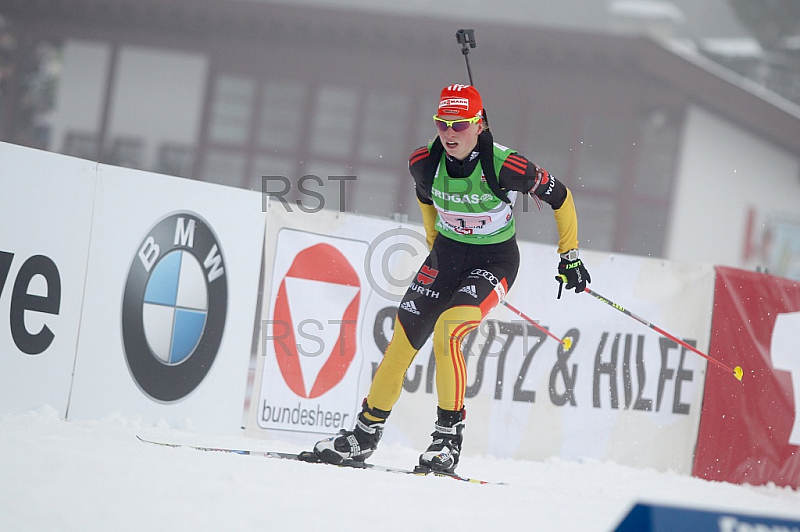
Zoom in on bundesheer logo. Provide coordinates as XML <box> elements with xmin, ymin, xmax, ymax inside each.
<box><xmin>121</xmin><ymin>212</ymin><xmax>227</xmax><ymax>402</ymax></box>
<box><xmin>272</xmin><ymin>243</ymin><xmax>360</xmax><ymax>399</ymax></box>
<box><xmin>257</xmin><ymin>232</ymin><xmax>368</xmax><ymax>435</ymax></box>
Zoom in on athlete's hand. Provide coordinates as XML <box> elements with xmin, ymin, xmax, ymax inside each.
<box><xmin>557</xmin><ymin>258</ymin><xmax>591</xmax><ymax>295</ymax></box>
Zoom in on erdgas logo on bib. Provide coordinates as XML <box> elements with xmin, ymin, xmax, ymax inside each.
<box><xmin>432</xmin><ymin>188</ymin><xmax>494</xmax><ymax>205</ymax></box>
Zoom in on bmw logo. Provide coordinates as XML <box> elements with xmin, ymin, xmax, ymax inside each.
<box><xmin>122</xmin><ymin>212</ymin><xmax>228</xmax><ymax>402</ymax></box>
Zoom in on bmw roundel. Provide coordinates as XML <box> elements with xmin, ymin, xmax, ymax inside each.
<box><xmin>122</xmin><ymin>212</ymin><xmax>228</xmax><ymax>402</ymax></box>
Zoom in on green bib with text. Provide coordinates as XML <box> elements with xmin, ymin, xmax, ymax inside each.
<box><xmin>431</xmin><ymin>143</ymin><xmax>517</xmax><ymax>244</ymax></box>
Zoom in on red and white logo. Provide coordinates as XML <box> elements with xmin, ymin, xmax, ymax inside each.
<box><xmin>417</xmin><ymin>265</ymin><xmax>439</xmax><ymax>286</ymax></box>
<box><xmin>439</xmin><ymin>97</ymin><xmax>469</xmax><ymax>110</ymax></box>
<box><xmin>272</xmin><ymin>243</ymin><xmax>361</xmax><ymax>399</ymax></box>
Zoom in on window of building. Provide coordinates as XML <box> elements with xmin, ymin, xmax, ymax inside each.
<box><xmin>413</xmin><ymin>98</ymin><xmax>438</xmax><ymax>148</ymax></box>
<box><xmin>304</xmin><ymin>161</ymin><xmax>354</xmax><ymax>213</ymax></box>
<box><xmin>358</xmin><ymin>92</ymin><xmax>410</xmax><ymax>164</ymax></box>
<box><xmin>310</xmin><ymin>86</ymin><xmax>358</xmax><ymax>158</ymax></box>
<box><xmin>208</xmin><ymin>76</ymin><xmax>255</xmax><ymax>144</ymax></box>
<box><xmin>575</xmin><ymin>199</ymin><xmax>617</xmax><ymax>251</ymax></box>
<box><xmin>626</xmin><ymin>203</ymin><xmax>670</xmax><ymax>256</ymax></box>
<box><xmin>632</xmin><ymin>110</ymin><xmax>681</xmax><ymax>199</ymax></box>
<box><xmin>513</xmin><ymin>207</ymin><xmax>558</xmax><ymax>246</ymax></box>
<box><xmin>62</xmin><ymin>131</ymin><xmax>99</xmax><ymax>160</ymax></box>
<box><xmin>257</xmin><ymin>80</ymin><xmax>308</xmax><ymax>152</ymax></box>
<box><xmin>574</xmin><ymin>115</ymin><xmax>630</xmax><ymax>192</ymax></box>
<box><xmin>252</xmin><ymin>154</ymin><xmax>296</xmax><ymax>194</ymax></box>
<box><xmin>202</xmin><ymin>148</ymin><xmax>247</xmax><ymax>187</ymax></box>
<box><xmin>523</xmin><ymin>110</ymin><xmax>573</xmax><ymax>180</ymax></box>
<box><xmin>617</xmin><ymin>109</ymin><xmax>682</xmax><ymax>256</ymax></box>
<box><xmin>106</xmin><ymin>136</ymin><xmax>143</xmax><ymax>168</ymax></box>
<box><xmin>351</xmin><ymin>167</ymin><xmax>410</xmax><ymax>218</ymax></box>
<box><xmin>157</xmin><ymin>143</ymin><xmax>194</xmax><ymax>178</ymax></box>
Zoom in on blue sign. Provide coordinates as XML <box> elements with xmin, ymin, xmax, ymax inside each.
<box><xmin>614</xmin><ymin>502</ymin><xmax>800</xmax><ymax>531</ymax></box>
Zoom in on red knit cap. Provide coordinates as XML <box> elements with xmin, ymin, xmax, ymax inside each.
<box><xmin>437</xmin><ymin>84</ymin><xmax>483</xmax><ymax>119</ymax></box>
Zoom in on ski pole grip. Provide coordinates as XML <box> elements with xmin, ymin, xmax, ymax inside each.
<box><xmin>555</xmin><ymin>275</ymin><xmax>566</xmax><ymax>299</ymax></box>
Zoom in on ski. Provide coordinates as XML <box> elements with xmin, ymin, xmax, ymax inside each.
<box><xmin>136</xmin><ymin>436</ymin><xmax>506</xmax><ymax>485</ymax></box>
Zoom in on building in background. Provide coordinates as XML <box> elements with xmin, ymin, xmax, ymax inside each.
<box><xmin>0</xmin><ymin>0</ymin><xmax>799</xmax><ymax>279</ymax></box>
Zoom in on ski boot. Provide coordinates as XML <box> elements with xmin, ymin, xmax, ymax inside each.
<box><xmin>314</xmin><ymin>400</ymin><xmax>390</xmax><ymax>464</ymax></box>
<box><xmin>418</xmin><ymin>407</ymin><xmax>465</xmax><ymax>473</ymax></box>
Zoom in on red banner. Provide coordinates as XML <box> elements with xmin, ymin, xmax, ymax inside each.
<box><xmin>693</xmin><ymin>266</ymin><xmax>800</xmax><ymax>487</ymax></box>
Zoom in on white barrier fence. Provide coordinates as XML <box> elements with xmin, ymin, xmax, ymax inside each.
<box><xmin>0</xmin><ymin>142</ymin><xmax>265</xmax><ymax>434</ymax></box>
<box><xmin>2</xmin><ymin>141</ymin><xmax>716</xmax><ymax>472</ymax></box>
<box><xmin>0</xmin><ymin>144</ymin><xmax>96</xmax><ymax>415</ymax></box>
<box><xmin>247</xmin><ymin>201</ymin><xmax>715</xmax><ymax>473</ymax></box>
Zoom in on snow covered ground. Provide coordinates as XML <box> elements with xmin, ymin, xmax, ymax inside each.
<box><xmin>3</xmin><ymin>406</ymin><xmax>800</xmax><ymax>532</ymax></box>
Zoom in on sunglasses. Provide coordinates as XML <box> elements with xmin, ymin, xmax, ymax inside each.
<box><xmin>433</xmin><ymin>115</ymin><xmax>481</xmax><ymax>132</ymax></box>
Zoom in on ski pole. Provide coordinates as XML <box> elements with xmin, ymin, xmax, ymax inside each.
<box><xmin>455</xmin><ymin>28</ymin><xmax>489</xmax><ymax>129</ymax></box>
<box><xmin>499</xmin><ymin>299</ymin><xmax>574</xmax><ymax>350</ymax></box>
<box><xmin>556</xmin><ymin>276</ymin><xmax>744</xmax><ymax>382</ymax></box>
